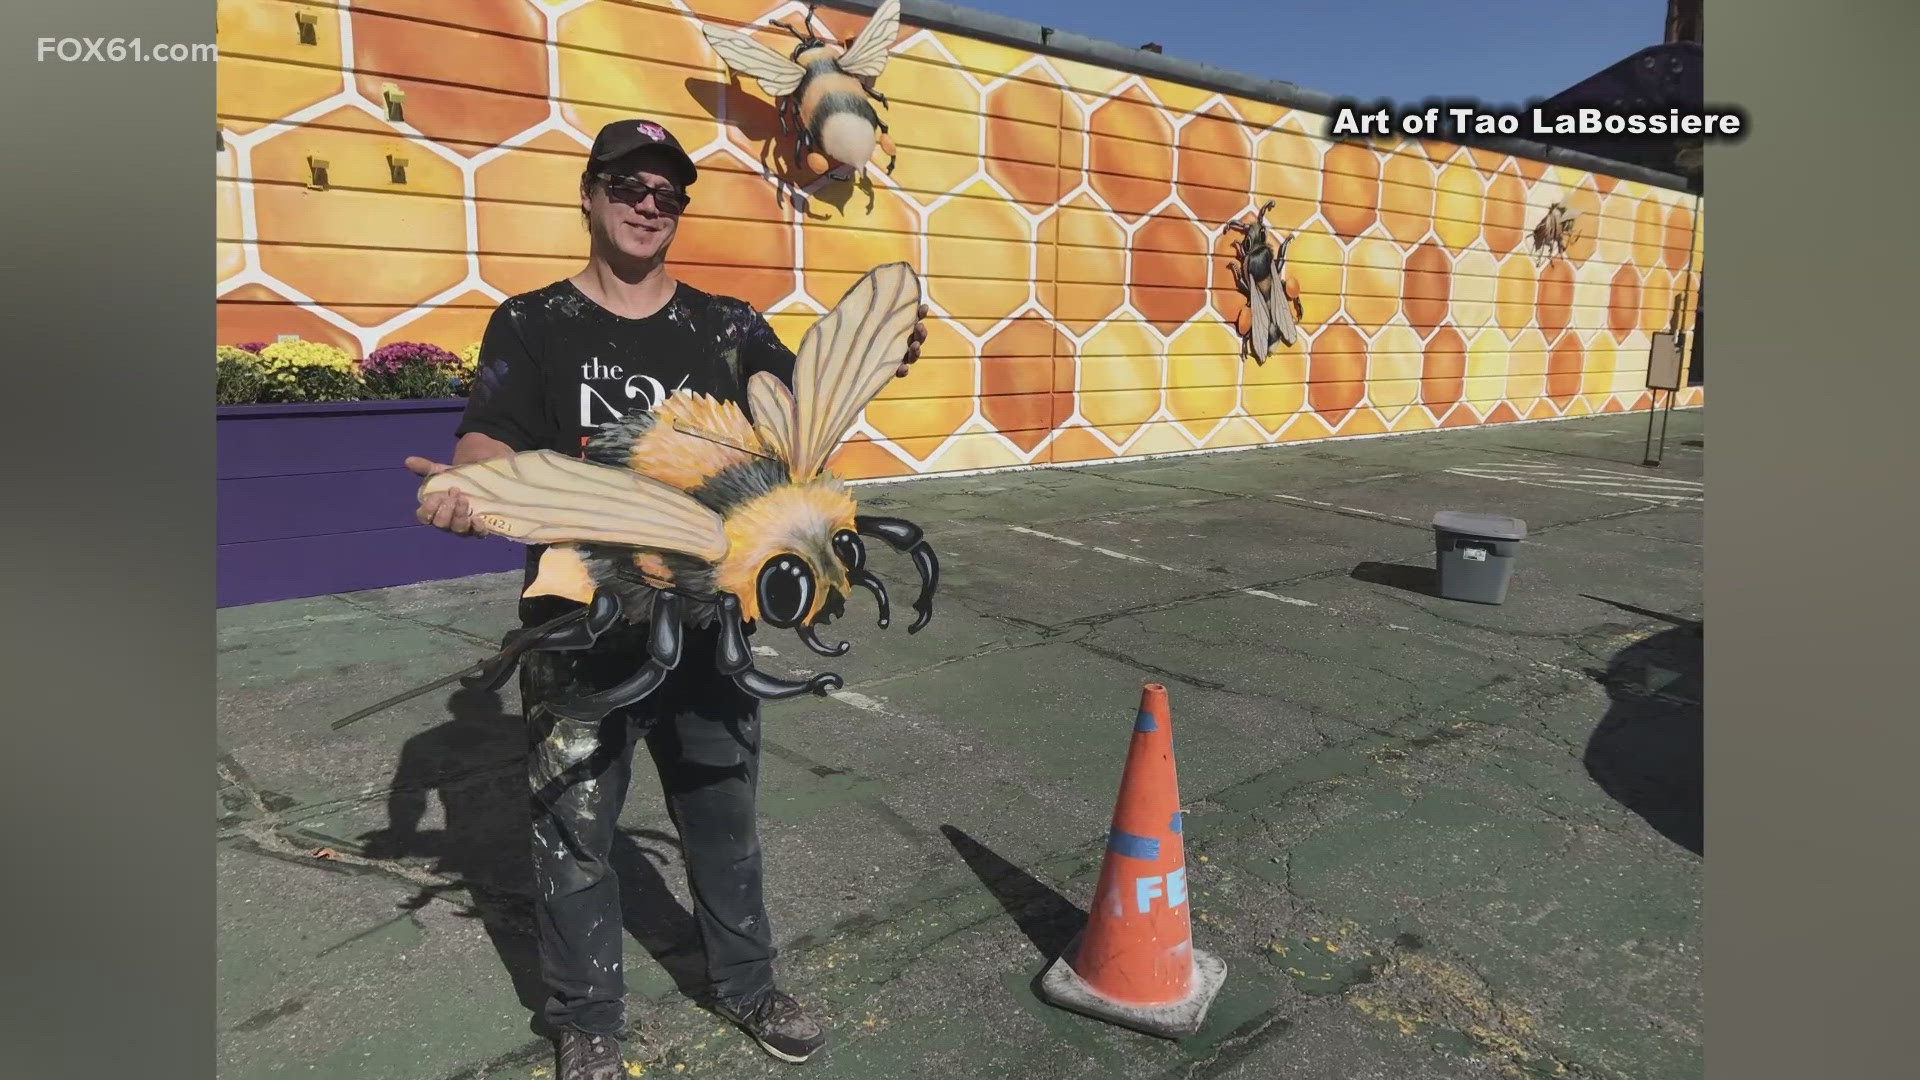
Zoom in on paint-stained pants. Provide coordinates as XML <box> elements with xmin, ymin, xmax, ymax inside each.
<box><xmin>521</xmin><ymin>623</ymin><xmax>775</xmax><ymax>1038</ymax></box>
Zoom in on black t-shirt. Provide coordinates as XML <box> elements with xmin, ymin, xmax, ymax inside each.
<box><xmin>458</xmin><ymin>278</ymin><xmax>796</xmax><ymax>455</ymax></box>
<box><xmin>455</xmin><ymin>278</ymin><xmax>798</xmax><ymax>623</ymax></box>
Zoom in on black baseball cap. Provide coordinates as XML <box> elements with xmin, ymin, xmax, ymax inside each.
<box><xmin>588</xmin><ymin>119</ymin><xmax>698</xmax><ymax>187</ymax></box>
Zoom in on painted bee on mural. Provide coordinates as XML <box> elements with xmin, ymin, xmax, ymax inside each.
<box><xmin>415</xmin><ymin>263</ymin><xmax>939</xmax><ymax>725</ymax></box>
<box><xmin>1529</xmin><ymin>201</ymin><xmax>1581</xmax><ymax>264</ymax></box>
<box><xmin>701</xmin><ymin>0</ymin><xmax>901</xmax><ymax>182</ymax></box>
<box><xmin>1224</xmin><ymin>200</ymin><xmax>1303</xmax><ymax>365</ymax></box>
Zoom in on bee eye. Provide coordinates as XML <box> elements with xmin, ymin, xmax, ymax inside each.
<box><xmin>832</xmin><ymin>529</ymin><xmax>865</xmax><ymax>570</ymax></box>
<box><xmin>756</xmin><ymin>555</ymin><xmax>815</xmax><ymax>629</ymax></box>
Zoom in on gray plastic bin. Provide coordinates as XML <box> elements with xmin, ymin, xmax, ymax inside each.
<box><xmin>1432</xmin><ymin>511</ymin><xmax>1528</xmax><ymax>604</ymax></box>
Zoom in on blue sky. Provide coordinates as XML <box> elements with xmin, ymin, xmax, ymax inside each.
<box><xmin>943</xmin><ymin>0</ymin><xmax>1672</xmax><ymax>107</ymax></box>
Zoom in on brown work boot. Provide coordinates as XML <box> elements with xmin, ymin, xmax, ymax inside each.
<box><xmin>710</xmin><ymin>988</ymin><xmax>827</xmax><ymax>1063</ymax></box>
<box><xmin>555</xmin><ymin>1029</ymin><xmax>629</xmax><ymax>1080</ymax></box>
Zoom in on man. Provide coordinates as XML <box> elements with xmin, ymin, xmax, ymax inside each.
<box><xmin>404</xmin><ymin>119</ymin><xmax>925</xmax><ymax>1079</ymax></box>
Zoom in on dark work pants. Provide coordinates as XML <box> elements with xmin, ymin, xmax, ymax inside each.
<box><xmin>520</xmin><ymin>622</ymin><xmax>775</xmax><ymax>1038</ymax></box>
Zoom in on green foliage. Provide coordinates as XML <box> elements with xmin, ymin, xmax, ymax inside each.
<box><xmin>363</xmin><ymin>359</ymin><xmax>458</xmax><ymax>400</ymax></box>
<box><xmin>268</xmin><ymin>365</ymin><xmax>366</xmax><ymax>403</ymax></box>
<box><xmin>216</xmin><ymin>357</ymin><xmax>269</xmax><ymax>404</ymax></box>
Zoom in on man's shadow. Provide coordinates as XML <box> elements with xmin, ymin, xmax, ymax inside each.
<box><xmin>1580</xmin><ymin>601</ymin><xmax>1704</xmax><ymax>855</ymax></box>
<box><xmin>356</xmin><ymin>687</ymin><xmax>710</xmax><ymax>1031</ymax></box>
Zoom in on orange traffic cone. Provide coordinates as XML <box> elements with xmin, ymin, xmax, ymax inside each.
<box><xmin>1039</xmin><ymin>683</ymin><xmax>1227</xmax><ymax>1038</ymax></box>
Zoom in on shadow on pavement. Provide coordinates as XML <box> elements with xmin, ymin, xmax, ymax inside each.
<box><xmin>1350</xmin><ymin>560</ymin><xmax>1438</xmax><ymax>596</ymax></box>
<box><xmin>355</xmin><ymin>686</ymin><xmax>709</xmax><ymax>1033</ymax></box>
<box><xmin>1581</xmin><ymin>607</ymin><xmax>1704</xmax><ymax>856</ymax></box>
<box><xmin>941</xmin><ymin>825</ymin><xmax>1085</xmax><ymax>962</ymax></box>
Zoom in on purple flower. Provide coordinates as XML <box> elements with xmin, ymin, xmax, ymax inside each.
<box><xmin>361</xmin><ymin>341</ymin><xmax>461</xmax><ymax>376</ymax></box>
<box><xmin>234</xmin><ymin>341</ymin><xmax>268</xmax><ymax>354</ymax></box>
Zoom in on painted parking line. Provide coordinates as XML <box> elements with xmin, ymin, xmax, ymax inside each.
<box><xmin>1005</xmin><ymin>526</ymin><xmax>1318</xmax><ymax>607</ymax></box>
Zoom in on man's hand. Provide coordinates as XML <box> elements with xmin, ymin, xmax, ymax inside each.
<box><xmin>895</xmin><ymin>304</ymin><xmax>930</xmax><ymax>378</ymax></box>
<box><xmin>406</xmin><ymin>456</ymin><xmax>486</xmax><ymax>536</ymax></box>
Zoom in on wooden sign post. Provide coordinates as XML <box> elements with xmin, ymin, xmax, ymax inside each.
<box><xmin>1643</xmin><ymin>294</ymin><xmax>1688</xmax><ymax>467</ymax></box>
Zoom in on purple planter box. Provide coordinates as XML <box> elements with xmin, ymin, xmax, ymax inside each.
<box><xmin>218</xmin><ymin>398</ymin><xmax>524</xmax><ymax>607</ymax></box>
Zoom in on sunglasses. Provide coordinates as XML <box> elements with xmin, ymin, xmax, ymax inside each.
<box><xmin>601</xmin><ymin>176</ymin><xmax>690</xmax><ymax>215</ymax></box>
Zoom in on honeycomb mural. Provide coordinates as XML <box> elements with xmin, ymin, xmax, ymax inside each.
<box><xmin>216</xmin><ymin>0</ymin><xmax>1704</xmax><ymax>482</ymax></box>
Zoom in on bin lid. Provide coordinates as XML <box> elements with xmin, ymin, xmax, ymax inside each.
<box><xmin>1432</xmin><ymin>510</ymin><xmax>1528</xmax><ymax>540</ymax></box>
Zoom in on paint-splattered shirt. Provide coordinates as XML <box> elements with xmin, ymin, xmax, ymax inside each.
<box><xmin>457</xmin><ymin>278</ymin><xmax>796</xmax><ymax>456</ymax></box>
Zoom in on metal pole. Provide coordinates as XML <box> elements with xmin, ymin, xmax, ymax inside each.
<box><xmin>1643</xmin><ymin>390</ymin><xmax>1662</xmax><ymax>467</ymax></box>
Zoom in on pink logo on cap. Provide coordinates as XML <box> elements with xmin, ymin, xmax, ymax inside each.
<box><xmin>637</xmin><ymin>122</ymin><xmax>667</xmax><ymax>142</ymax></box>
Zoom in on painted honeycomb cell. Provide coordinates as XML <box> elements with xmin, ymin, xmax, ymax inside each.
<box><xmin>1401</xmin><ymin>241</ymin><xmax>1452</xmax><ymax>336</ymax></box>
<box><xmin>1166</xmin><ymin>321</ymin><xmax>1242</xmax><ymax>440</ymax></box>
<box><xmin>1463</xmin><ymin>326</ymin><xmax>1510</xmax><ymax>409</ymax></box>
<box><xmin>1177</xmin><ymin>104</ymin><xmax>1254</xmax><ymax>227</ymax></box>
<box><xmin>1506</xmin><ymin>327</ymin><xmax>1549</xmax><ymax>406</ymax></box>
<box><xmin>1088</xmin><ymin>85</ymin><xmax>1176</xmax><ymax>222</ymax></box>
<box><xmin>802</xmin><ymin>181</ymin><xmax>921</xmax><ymax>306</ymax></box>
<box><xmin>980</xmin><ymin>316</ymin><xmax>1068</xmax><ymax>453</ymax></box>
<box><xmin>1433</xmin><ymin>158</ymin><xmax>1483</xmax><ymax>253</ymax></box>
<box><xmin>1535</xmin><ymin>257</ymin><xmax>1575</xmax><ymax>338</ymax></box>
<box><xmin>1321</xmin><ymin>143</ymin><xmax>1381</xmax><ymax>241</ymax></box>
<box><xmin>354</xmin><ymin>0</ymin><xmax>548</xmax><ymax>155</ymax></box>
<box><xmin>926</xmin><ymin>180</ymin><xmax>1031</xmax><ymax>335</ymax></box>
<box><xmin>1422</xmin><ymin>324</ymin><xmax>1467</xmax><ymax>408</ymax></box>
<box><xmin>985</xmin><ymin>75</ymin><xmax>1067</xmax><ymax>212</ymax></box>
<box><xmin>1078</xmin><ymin>317</ymin><xmax>1165</xmax><ymax>444</ymax></box>
<box><xmin>1241</xmin><ymin>343</ymin><xmax>1308</xmax><ymax>434</ymax></box>
<box><xmin>1308</xmin><ymin>319</ymin><xmax>1367</xmax><ymax>425</ymax></box>
<box><xmin>1483</xmin><ymin>165</ymin><xmax>1527</xmax><ymax>255</ymax></box>
<box><xmin>1252</xmin><ymin>121</ymin><xmax>1323</xmax><ymax>231</ymax></box>
<box><xmin>1564</xmin><ymin>180</ymin><xmax>1602</xmax><ymax>264</ymax></box>
<box><xmin>558</xmin><ymin>1</ymin><xmax>720</xmax><ymax>164</ymax></box>
<box><xmin>1343</xmin><ymin>231</ymin><xmax>1403</xmax><ymax>334</ymax></box>
<box><xmin>1546</xmin><ymin>330</ymin><xmax>1584</xmax><ymax>408</ymax></box>
<box><xmin>1640</xmin><ymin>269</ymin><xmax>1674</xmax><ymax>334</ymax></box>
<box><xmin>1131</xmin><ymin>208</ymin><xmax>1210</xmax><ymax>334</ymax></box>
<box><xmin>250</xmin><ymin>108</ymin><xmax>468</xmax><ymax>325</ymax></box>
<box><xmin>219</xmin><ymin>0</ymin><xmax>1702</xmax><ymax>475</ymax></box>
<box><xmin>1494</xmin><ymin>253</ymin><xmax>1538</xmax><ymax>338</ymax></box>
<box><xmin>1378</xmin><ymin>151</ymin><xmax>1436</xmax><ymax>247</ymax></box>
<box><xmin>1047</xmin><ymin>193</ymin><xmax>1127</xmax><ymax>333</ymax></box>
<box><xmin>474</xmin><ymin>130</ymin><xmax>593</xmax><ymax>297</ymax></box>
<box><xmin>1608</xmin><ymin>264</ymin><xmax>1643</xmax><ymax>340</ymax></box>
<box><xmin>670</xmin><ymin>154</ymin><xmax>793</xmax><ymax>312</ymax></box>
<box><xmin>1286</xmin><ymin>223</ymin><xmax>1345</xmax><ymax>331</ymax></box>
<box><xmin>1632</xmin><ymin>196</ymin><xmax>1667</xmax><ymax>269</ymax></box>
<box><xmin>1450</xmin><ymin>248</ymin><xmax>1498</xmax><ymax>331</ymax></box>
<box><xmin>1367</xmin><ymin>321</ymin><xmax>1424</xmax><ymax>417</ymax></box>
<box><xmin>216</xmin><ymin>0</ymin><xmax>343</xmax><ymax>134</ymax></box>
<box><xmin>874</xmin><ymin>40</ymin><xmax>982</xmax><ymax>206</ymax></box>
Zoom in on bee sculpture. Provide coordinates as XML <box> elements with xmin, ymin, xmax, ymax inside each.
<box><xmin>1529</xmin><ymin>201</ymin><xmax>1581</xmax><ymax>264</ymax></box>
<box><xmin>416</xmin><ymin>263</ymin><xmax>938</xmax><ymax>726</ymax></box>
<box><xmin>1224</xmin><ymin>200</ymin><xmax>1303</xmax><ymax>365</ymax></box>
<box><xmin>701</xmin><ymin>0</ymin><xmax>901</xmax><ymax>181</ymax></box>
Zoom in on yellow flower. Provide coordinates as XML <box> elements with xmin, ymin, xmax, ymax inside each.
<box><xmin>259</xmin><ymin>338</ymin><xmax>357</xmax><ymax>373</ymax></box>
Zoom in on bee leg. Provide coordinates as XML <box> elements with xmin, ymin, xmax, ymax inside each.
<box><xmin>461</xmin><ymin>591</ymin><xmax>623</xmax><ymax>692</ymax></box>
<box><xmin>541</xmin><ymin>592</ymin><xmax>686</xmax><ymax>723</ymax></box>
<box><xmin>875</xmin><ymin>131</ymin><xmax>897</xmax><ymax>175</ymax></box>
<box><xmin>714</xmin><ymin>595</ymin><xmax>842</xmax><ymax>699</ymax></box>
<box><xmin>855</xmin><ymin>515</ymin><xmax>940</xmax><ymax>634</ymax></box>
<box><xmin>848</xmin><ymin>567</ymin><xmax>891</xmax><ymax>629</ymax></box>
<box><xmin>865</xmin><ymin>85</ymin><xmax>889</xmax><ymax>108</ymax></box>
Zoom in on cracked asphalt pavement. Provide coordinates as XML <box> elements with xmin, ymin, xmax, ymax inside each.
<box><xmin>217</xmin><ymin>409</ymin><xmax>1703</xmax><ymax>1079</ymax></box>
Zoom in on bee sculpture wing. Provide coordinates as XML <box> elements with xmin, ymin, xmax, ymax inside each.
<box><xmin>701</xmin><ymin>23</ymin><xmax>807</xmax><ymax>98</ymax></box>
<box><xmin>419</xmin><ymin>450</ymin><xmax>730</xmax><ymax>562</ymax></box>
<box><xmin>747</xmin><ymin>370</ymin><xmax>799</xmax><ymax>462</ymax></box>
<box><xmin>834</xmin><ymin>0</ymin><xmax>901</xmax><ymax>78</ymax></box>
<box><xmin>786</xmin><ymin>261</ymin><xmax>923</xmax><ymax>480</ymax></box>
<box><xmin>1263</xmin><ymin>269</ymin><xmax>1299</xmax><ymax>348</ymax></box>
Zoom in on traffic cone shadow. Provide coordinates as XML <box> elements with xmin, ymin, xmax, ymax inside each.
<box><xmin>1037</xmin><ymin>683</ymin><xmax>1227</xmax><ymax>1038</ymax></box>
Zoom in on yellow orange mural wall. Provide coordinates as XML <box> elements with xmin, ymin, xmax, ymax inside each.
<box><xmin>217</xmin><ymin>0</ymin><xmax>1705</xmax><ymax>481</ymax></box>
